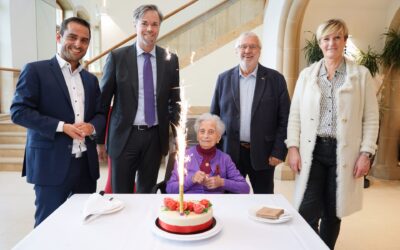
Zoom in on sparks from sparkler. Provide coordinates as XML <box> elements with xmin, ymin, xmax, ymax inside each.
<box><xmin>190</xmin><ymin>51</ymin><xmax>196</xmax><ymax>64</ymax></box>
<box><xmin>175</xmin><ymin>82</ymin><xmax>190</xmax><ymax>215</ymax></box>
<box><xmin>165</xmin><ymin>46</ymin><xmax>171</xmax><ymax>61</ymax></box>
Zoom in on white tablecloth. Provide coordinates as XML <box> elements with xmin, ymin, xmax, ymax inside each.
<box><xmin>13</xmin><ymin>194</ymin><xmax>328</xmax><ymax>250</ymax></box>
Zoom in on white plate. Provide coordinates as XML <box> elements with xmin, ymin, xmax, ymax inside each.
<box><xmin>248</xmin><ymin>205</ymin><xmax>292</xmax><ymax>224</ymax></box>
<box><xmin>152</xmin><ymin>216</ymin><xmax>223</xmax><ymax>241</ymax></box>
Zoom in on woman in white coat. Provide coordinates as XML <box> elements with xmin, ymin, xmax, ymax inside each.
<box><xmin>286</xmin><ymin>19</ymin><xmax>379</xmax><ymax>249</ymax></box>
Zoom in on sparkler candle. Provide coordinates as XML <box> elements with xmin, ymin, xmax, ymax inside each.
<box><xmin>165</xmin><ymin>47</ymin><xmax>171</xmax><ymax>61</ymax></box>
<box><xmin>190</xmin><ymin>51</ymin><xmax>196</xmax><ymax>64</ymax></box>
<box><xmin>175</xmin><ymin>84</ymin><xmax>189</xmax><ymax>215</ymax></box>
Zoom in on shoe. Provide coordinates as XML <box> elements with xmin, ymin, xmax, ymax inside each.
<box><xmin>364</xmin><ymin>177</ymin><xmax>370</xmax><ymax>189</ymax></box>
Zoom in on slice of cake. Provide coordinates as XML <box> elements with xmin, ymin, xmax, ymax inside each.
<box><xmin>158</xmin><ymin>198</ymin><xmax>213</xmax><ymax>234</ymax></box>
<box><xmin>256</xmin><ymin>206</ymin><xmax>284</xmax><ymax>219</ymax></box>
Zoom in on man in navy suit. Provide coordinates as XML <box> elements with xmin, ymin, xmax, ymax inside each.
<box><xmin>10</xmin><ymin>17</ymin><xmax>105</xmax><ymax>227</ymax></box>
<box><xmin>211</xmin><ymin>32</ymin><xmax>290</xmax><ymax>194</ymax></box>
<box><xmin>97</xmin><ymin>4</ymin><xmax>180</xmax><ymax>193</ymax></box>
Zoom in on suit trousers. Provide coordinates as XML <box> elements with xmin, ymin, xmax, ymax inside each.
<box><xmin>238</xmin><ymin>145</ymin><xmax>275</xmax><ymax>194</ymax></box>
<box><xmin>299</xmin><ymin>138</ymin><xmax>341</xmax><ymax>249</ymax></box>
<box><xmin>33</xmin><ymin>153</ymin><xmax>96</xmax><ymax>227</ymax></box>
<box><xmin>111</xmin><ymin>126</ymin><xmax>161</xmax><ymax>193</ymax></box>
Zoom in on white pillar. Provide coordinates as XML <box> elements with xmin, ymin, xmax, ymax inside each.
<box><xmin>0</xmin><ymin>0</ymin><xmax>56</xmax><ymax>113</ymax></box>
<box><xmin>260</xmin><ymin>0</ymin><xmax>292</xmax><ymax>72</ymax></box>
<box><xmin>260</xmin><ymin>0</ymin><xmax>295</xmax><ymax>180</ymax></box>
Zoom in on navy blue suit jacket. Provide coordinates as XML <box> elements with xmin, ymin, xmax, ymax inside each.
<box><xmin>210</xmin><ymin>64</ymin><xmax>290</xmax><ymax>170</ymax></box>
<box><xmin>10</xmin><ymin>56</ymin><xmax>105</xmax><ymax>186</ymax></box>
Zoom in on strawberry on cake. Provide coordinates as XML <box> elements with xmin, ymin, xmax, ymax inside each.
<box><xmin>158</xmin><ymin>197</ymin><xmax>213</xmax><ymax>234</ymax></box>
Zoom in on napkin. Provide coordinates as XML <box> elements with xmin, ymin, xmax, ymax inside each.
<box><xmin>256</xmin><ymin>206</ymin><xmax>284</xmax><ymax>220</ymax></box>
<box><xmin>82</xmin><ymin>193</ymin><xmax>124</xmax><ymax>223</ymax></box>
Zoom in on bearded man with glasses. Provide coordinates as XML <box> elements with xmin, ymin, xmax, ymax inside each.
<box><xmin>211</xmin><ymin>32</ymin><xmax>290</xmax><ymax>194</ymax></box>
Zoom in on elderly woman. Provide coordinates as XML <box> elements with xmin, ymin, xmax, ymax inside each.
<box><xmin>166</xmin><ymin>113</ymin><xmax>250</xmax><ymax>194</ymax></box>
<box><xmin>286</xmin><ymin>19</ymin><xmax>379</xmax><ymax>249</ymax></box>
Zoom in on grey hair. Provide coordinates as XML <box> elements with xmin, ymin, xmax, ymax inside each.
<box><xmin>234</xmin><ymin>31</ymin><xmax>262</xmax><ymax>49</ymax></box>
<box><xmin>194</xmin><ymin>113</ymin><xmax>225</xmax><ymax>136</ymax></box>
<box><xmin>133</xmin><ymin>4</ymin><xmax>163</xmax><ymax>24</ymax></box>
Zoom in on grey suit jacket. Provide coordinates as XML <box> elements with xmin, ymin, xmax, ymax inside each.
<box><xmin>99</xmin><ymin>44</ymin><xmax>180</xmax><ymax>157</ymax></box>
<box><xmin>210</xmin><ymin>64</ymin><xmax>290</xmax><ymax>170</ymax></box>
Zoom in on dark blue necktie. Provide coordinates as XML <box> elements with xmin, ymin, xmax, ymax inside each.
<box><xmin>143</xmin><ymin>53</ymin><xmax>155</xmax><ymax>126</ymax></box>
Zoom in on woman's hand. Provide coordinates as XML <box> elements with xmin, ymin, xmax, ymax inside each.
<box><xmin>288</xmin><ymin>147</ymin><xmax>302</xmax><ymax>173</ymax></box>
<box><xmin>353</xmin><ymin>153</ymin><xmax>371</xmax><ymax>178</ymax></box>
<box><xmin>192</xmin><ymin>171</ymin><xmax>207</xmax><ymax>184</ymax></box>
<box><xmin>204</xmin><ymin>175</ymin><xmax>224</xmax><ymax>189</ymax></box>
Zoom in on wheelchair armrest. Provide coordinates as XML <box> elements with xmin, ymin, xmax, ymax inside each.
<box><xmin>151</xmin><ymin>181</ymin><xmax>167</xmax><ymax>194</ymax></box>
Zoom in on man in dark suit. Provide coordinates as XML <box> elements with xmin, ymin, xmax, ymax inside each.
<box><xmin>10</xmin><ymin>17</ymin><xmax>105</xmax><ymax>227</ymax></box>
<box><xmin>97</xmin><ymin>4</ymin><xmax>180</xmax><ymax>193</ymax></box>
<box><xmin>211</xmin><ymin>32</ymin><xmax>290</xmax><ymax>194</ymax></box>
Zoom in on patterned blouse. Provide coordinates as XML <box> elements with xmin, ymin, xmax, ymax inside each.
<box><xmin>316</xmin><ymin>60</ymin><xmax>346</xmax><ymax>138</ymax></box>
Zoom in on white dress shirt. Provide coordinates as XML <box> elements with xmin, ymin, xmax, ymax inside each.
<box><xmin>56</xmin><ymin>54</ymin><xmax>87</xmax><ymax>156</ymax></box>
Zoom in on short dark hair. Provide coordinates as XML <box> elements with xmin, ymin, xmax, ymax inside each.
<box><xmin>60</xmin><ymin>17</ymin><xmax>91</xmax><ymax>39</ymax></box>
<box><xmin>133</xmin><ymin>4</ymin><xmax>163</xmax><ymax>24</ymax></box>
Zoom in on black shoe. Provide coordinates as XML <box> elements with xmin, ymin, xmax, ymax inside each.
<box><xmin>364</xmin><ymin>177</ymin><xmax>370</xmax><ymax>188</ymax></box>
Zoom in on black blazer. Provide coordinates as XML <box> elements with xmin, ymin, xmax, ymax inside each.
<box><xmin>99</xmin><ymin>44</ymin><xmax>180</xmax><ymax>157</ymax></box>
<box><xmin>210</xmin><ymin>64</ymin><xmax>290</xmax><ymax>170</ymax></box>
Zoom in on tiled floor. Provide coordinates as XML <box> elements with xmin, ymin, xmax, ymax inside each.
<box><xmin>1</xmin><ymin>166</ymin><xmax>399</xmax><ymax>250</ymax></box>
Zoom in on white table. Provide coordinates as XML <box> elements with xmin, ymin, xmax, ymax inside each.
<box><xmin>13</xmin><ymin>194</ymin><xmax>328</xmax><ymax>250</ymax></box>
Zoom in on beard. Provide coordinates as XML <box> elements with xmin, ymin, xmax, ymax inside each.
<box><xmin>60</xmin><ymin>46</ymin><xmax>85</xmax><ymax>65</ymax></box>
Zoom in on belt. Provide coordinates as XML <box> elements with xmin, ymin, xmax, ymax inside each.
<box><xmin>316</xmin><ymin>136</ymin><xmax>337</xmax><ymax>144</ymax></box>
<box><xmin>240</xmin><ymin>142</ymin><xmax>251</xmax><ymax>149</ymax></box>
<box><xmin>132</xmin><ymin>125</ymin><xmax>158</xmax><ymax>131</ymax></box>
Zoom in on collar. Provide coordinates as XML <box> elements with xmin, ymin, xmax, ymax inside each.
<box><xmin>55</xmin><ymin>54</ymin><xmax>83</xmax><ymax>74</ymax></box>
<box><xmin>136</xmin><ymin>43</ymin><xmax>156</xmax><ymax>57</ymax></box>
<box><xmin>196</xmin><ymin>145</ymin><xmax>217</xmax><ymax>157</ymax></box>
<box><xmin>319</xmin><ymin>59</ymin><xmax>346</xmax><ymax>77</ymax></box>
<box><xmin>239</xmin><ymin>65</ymin><xmax>258</xmax><ymax>78</ymax></box>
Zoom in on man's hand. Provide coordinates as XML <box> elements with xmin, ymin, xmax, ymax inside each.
<box><xmin>288</xmin><ymin>147</ymin><xmax>302</xmax><ymax>173</ymax></box>
<box><xmin>353</xmin><ymin>153</ymin><xmax>371</xmax><ymax>178</ymax></box>
<box><xmin>204</xmin><ymin>175</ymin><xmax>224</xmax><ymax>189</ymax></box>
<box><xmin>268</xmin><ymin>156</ymin><xmax>283</xmax><ymax>167</ymax></box>
<box><xmin>63</xmin><ymin>123</ymin><xmax>85</xmax><ymax>140</ymax></box>
<box><xmin>74</xmin><ymin>122</ymin><xmax>94</xmax><ymax>137</ymax></box>
<box><xmin>97</xmin><ymin>144</ymin><xmax>108</xmax><ymax>163</ymax></box>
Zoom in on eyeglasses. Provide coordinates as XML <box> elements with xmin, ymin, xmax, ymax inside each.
<box><xmin>237</xmin><ymin>44</ymin><xmax>259</xmax><ymax>50</ymax></box>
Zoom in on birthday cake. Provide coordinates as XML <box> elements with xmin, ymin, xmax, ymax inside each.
<box><xmin>158</xmin><ymin>197</ymin><xmax>213</xmax><ymax>234</ymax></box>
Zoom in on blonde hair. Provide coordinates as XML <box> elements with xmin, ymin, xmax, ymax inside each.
<box><xmin>316</xmin><ymin>19</ymin><xmax>349</xmax><ymax>42</ymax></box>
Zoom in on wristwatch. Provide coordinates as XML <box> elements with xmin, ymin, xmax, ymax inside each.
<box><xmin>361</xmin><ymin>152</ymin><xmax>373</xmax><ymax>159</ymax></box>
